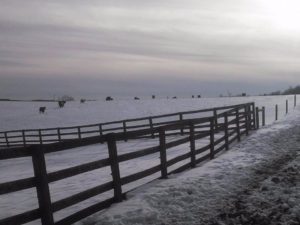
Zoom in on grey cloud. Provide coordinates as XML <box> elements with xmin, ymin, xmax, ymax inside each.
<box><xmin>0</xmin><ymin>0</ymin><xmax>299</xmax><ymax>99</ymax></box>
<box><xmin>1</xmin><ymin>19</ymin><xmax>298</xmax><ymax>69</ymax></box>
<box><xmin>0</xmin><ymin>59</ymin><xmax>30</xmax><ymax>67</ymax></box>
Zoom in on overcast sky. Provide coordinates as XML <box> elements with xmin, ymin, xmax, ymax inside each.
<box><xmin>1</xmin><ymin>0</ymin><xmax>300</xmax><ymax>99</ymax></box>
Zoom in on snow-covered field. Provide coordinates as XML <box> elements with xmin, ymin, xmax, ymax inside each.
<box><xmin>0</xmin><ymin>95</ymin><xmax>298</xmax><ymax>224</ymax></box>
<box><xmin>0</xmin><ymin>95</ymin><xmax>296</xmax><ymax>131</ymax></box>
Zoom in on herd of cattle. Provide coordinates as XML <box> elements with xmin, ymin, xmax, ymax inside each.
<box><xmin>38</xmin><ymin>95</ymin><xmax>202</xmax><ymax>114</ymax></box>
<box><xmin>39</xmin><ymin>100</ymin><xmax>66</xmax><ymax>114</ymax></box>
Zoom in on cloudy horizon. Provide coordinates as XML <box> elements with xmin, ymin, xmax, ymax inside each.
<box><xmin>1</xmin><ymin>0</ymin><xmax>300</xmax><ymax>99</ymax></box>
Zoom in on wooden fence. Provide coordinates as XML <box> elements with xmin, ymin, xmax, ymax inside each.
<box><xmin>0</xmin><ymin>103</ymin><xmax>256</xmax><ymax>148</ymax></box>
<box><xmin>0</xmin><ymin>103</ymin><xmax>257</xmax><ymax>225</ymax></box>
<box><xmin>254</xmin><ymin>97</ymin><xmax>296</xmax><ymax>128</ymax></box>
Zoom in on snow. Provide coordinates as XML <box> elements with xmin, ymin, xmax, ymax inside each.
<box><xmin>0</xmin><ymin>95</ymin><xmax>296</xmax><ymax>131</ymax></box>
<box><xmin>76</xmin><ymin>106</ymin><xmax>300</xmax><ymax>225</ymax></box>
<box><xmin>0</xmin><ymin>96</ymin><xmax>299</xmax><ymax>225</ymax></box>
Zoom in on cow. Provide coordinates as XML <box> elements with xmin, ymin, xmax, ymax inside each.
<box><xmin>134</xmin><ymin>97</ymin><xmax>140</xmax><ymax>100</ymax></box>
<box><xmin>106</xmin><ymin>96</ymin><xmax>113</xmax><ymax>101</ymax></box>
<box><xmin>58</xmin><ymin>100</ymin><xmax>66</xmax><ymax>108</ymax></box>
<box><xmin>39</xmin><ymin>107</ymin><xmax>46</xmax><ymax>114</ymax></box>
<box><xmin>80</xmin><ymin>99</ymin><xmax>86</xmax><ymax>103</ymax></box>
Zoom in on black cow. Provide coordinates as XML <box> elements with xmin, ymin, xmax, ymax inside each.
<box><xmin>58</xmin><ymin>101</ymin><xmax>66</xmax><ymax>108</ymax></box>
<box><xmin>39</xmin><ymin>107</ymin><xmax>46</xmax><ymax>114</ymax></box>
<box><xmin>106</xmin><ymin>96</ymin><xmax>113</xmax><ymax>101</ymax></box>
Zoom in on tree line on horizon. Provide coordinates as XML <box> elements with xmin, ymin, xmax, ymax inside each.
<box><xmin>269</xmin><ymin>85</ymin><xmax>300</xmax><ymax>96</ymax></box>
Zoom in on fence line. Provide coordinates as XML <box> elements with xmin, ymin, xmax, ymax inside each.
<box><xmin>0</xmin><ymin>103</ymin><xmax>254</xmax><ymax>148</ymax></box>
<box><xmin>0</xmin><ymin>103</ymin><xmax>257</xmax><ymax>225</ymax></box>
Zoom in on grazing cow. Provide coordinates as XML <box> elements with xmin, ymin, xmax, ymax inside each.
<box><xmin>152</xmin><ymin>95</ymin><xmax>155</xmax><ymax>99</ymax></box>
<box><xmin>39</xmin><ymin>107</ymin><xmax>46</xmax><ymax>114</ymax></box>
<box><xmin>106</xmin><ymin>96</ymin><xmax>113</xmax><ymax>101</ymax></box>
<box><xmin>58</xmin><ymin>100</ymin><xmax>66</xmax><ymax>108</ymax></box>
<box><xmin>172</xmin><ymin>96</ymin><xmax>177</xmax><ymax>99</ymax></box>
<box><xmin>80</xmin><ymin>99</ymin><xmax>86</xmax><ymax>103</ymax></box>
<box><xmin>197</xmin><ymin>95</ymin><xmax>201</xmax><ymax>98</ymax></box>
<box><xmin>134</xmin><ymin>97</ymin><xmax>140</xmax><ymax>100</ymax></box>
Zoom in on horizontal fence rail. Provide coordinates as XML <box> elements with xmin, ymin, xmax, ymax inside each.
<box><xmin>0</xmin><ymin>103</ymin><xmax>255</xmax><ymax>148</ymax></box>
<box><xmin>0</xmin><ymin>102</ymin><xmax>258</xmax><ymax>225</ymax></box>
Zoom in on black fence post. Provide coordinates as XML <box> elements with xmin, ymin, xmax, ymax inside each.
<box><xmin>256</xmin><ymin>107</ymin><xmax>260</xmax><ymax>129</ymax></box>
<box><xmin>123</xmin><ymin>121</ymin><xmax>127</xmax><ymax>142</ymax></box>
<box><xmin>262</xmin><ymin>106</ymin><xmax>265</xmax><ymax>126</ymax></box>
<box><xmin>224</xmin><ymin>112</ymin><xmax>229</xmax><ymax>150</ymax></box>
<box><xmin>236</xmin><ymin>108</ymin><xmax>241</xmax><ymax>142</ymax></box>
<box><xmin>57</xmin><ymin>128</ymin><xmax>61</xmax><ymax>142</ymax></box>
<box><xmin>159</xmin><ymin>128</ymin><xmax>168</xmax><ymax>178</ymax></box>
<box><xmin>252</xmin><ymin>103</ymin><xmax>256</xmax><ymax>129</ymax></box>
<box><xmin>149</xmin><ymin>118</ymin><xmax>155</xmax><ymax>138</ymax></box>
<box><xmin>286</xmin><ymin>100</ymin><xmax>288</xmax><ymax>114</ymax></box>
<box><xmin>244</xmin><ymin>106</ymin><xmax>249</xmax><ymax>136</ymax></box>
<box><xmin>179</xmin><ymin>113</ymin><xmax>184</xmax><ymax>135</ymax></box>
<box><xmin>294</xmin><ymin>95</ymin><xmax>297</xmax><ymax>107</ymax></box>
<box><xmin>4</xmin><ymin>132</ymin><xmax>9</xmax><ymax>147</ymax></box>
<box><xmin>31</xmin><ymin>145</ymin><xmax>54</xmax><ymax>225</ymax></box>
<box><xmin>39</xmin><ymin>129</ymin><xmax>43</xmax><ymax>145</ymax></box>
<box><xmin>275</xmin><ymin>104</ymin><xmax>278</xmax><ymax>121</ymax></box>
<box><xmin>209</xmin><ymin>118</ymin><xmax>215</xmax><ymax>159</ymax></box>
<box><xmin>77</xmin><ymin>127</ymin><xmax>81</xmax><ymax>139</ymax></box>
<box><xmin>106</xmin><ymin>133</ymin><xmax>123</xmax><ymax>202</ymax></box>
<box><xmin>213</xmin><ymin>108</ymin><xmax>218</xmax><ymax>132</ymax></box>
<box><xmin>189</xmin><ymin>123</ymin><xmax>196</xmax><ymax>168</ymax></box>
<box><xmin>22</xmin><ymin>130</ymin><xmax>26</xmax><ymax>147</ymax></box>
<box><xmin>99</xmin><ymin>124</ymin><xmax>103</xmax><ymax>136</ymax></box>
<box><xmin>247</xmin><ymin>104</ymin><xmax>252</xmax><ymax>130</ymax></box>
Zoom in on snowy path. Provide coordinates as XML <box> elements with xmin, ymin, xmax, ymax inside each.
<box><xmin>77</xmin><ymin>107</ymin><xmax>300</xmax><ymax>225</ymax></box>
